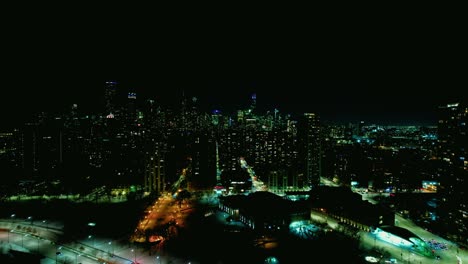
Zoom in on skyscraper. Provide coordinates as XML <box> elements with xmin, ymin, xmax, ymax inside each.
<box><xmin>437</xmin><ymin>102</ymin><xmax>467</xmax><ymax>242</ymax></box>
<box><xmin>144</xmin><ymin>143</ymin><xmax>165</xmax><ymax>195</ymax></box>
<box><xmin>22</xmin><ymin>122</ymin><xmax>40</xmax><ymax>178</ymax></box>
<box><xmin>438</xmin><ymin>103</ymin><xmax>466</xmax><ymax>169</ymax></box>
<box><xmin>126</xmin><ymin>92</ymin><xmax>137</xmax><ymax>128</ymax></box>
<box><xmin>104</xmin><ymin>81</ymin><xmax>118</xmax><ymax>115</ymax></box>
<box><xmin>299</xmin><ymin>113</ymin><xmax>322</xmax><ymax>189</ymax></box>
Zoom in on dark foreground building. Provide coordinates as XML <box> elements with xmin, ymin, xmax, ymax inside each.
<box><xmin>309</xmin><ymin>186</ymin><xmax>395</xmax><ymax>231</ymax></box>
<box><xmin>219</xmin><ymin>191</ymin><xmax>308</xmax><ymax>232</ymax></box>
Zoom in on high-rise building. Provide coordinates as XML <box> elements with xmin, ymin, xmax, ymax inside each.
<box><xmin>126</xmin><ymin>92</ymin><xmax>138</xmax><ymax>130</ymax></box>
<box><xmin>187</xmin><ymin>133</ymin><xmax>217</xmax><ymax>189</ymax></box>
<box><xmin>438</xmin><ymin>103</ymin><xmax>466</xmax><ymax>169</ymax></box>
<box><xmin>22</xmin><ymin>122</ymin><xmax>40</xmax><ymax>178</ymax></box>
<box><xmin>438</xmin><ymin>103</ymin><xmax>466</xmax><ymax>199</ymax></box>
<box><xmin>358</xmin><ymin>120</ymin><xmax>365</xmax><ymax>136</ymax></box>
<box><xmin>144</xmin><ymin>143</ymin><xmax>165</xmax><ymax>195</ymax></box>
<box><xmin>437</xmin><ymin>102</ymin><xmax>467</xmax><ymax>242</ymax></box>
<box><xmin>0</xmin><ymin>129</ymin><xmax>23</xmax><ymax>178</ymax></box>
<box><xmin>299</xmin><ymin>113</ymin><xmax>322</xmax><ymax>189</ymax></box>
<box><xmin>219</xmin><ymin>129</ymin><xmax>243</xmax><ymax>174</ymax></box>
<box><xmin>104</xmin><ymin>81</ymin><xmax>118</xmax><ymax>115</ymax></box>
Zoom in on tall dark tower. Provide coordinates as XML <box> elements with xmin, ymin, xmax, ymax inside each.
<box><xmin>358</xmin><ymin>120</ymin><xmax>365</xmax><ymax>136</ymax></box>
<box><xmin>299</xmin><ymin>113</ymin><xmax>322</xmax><ymax>189</ymax></box>
<box><xmin>104</xmin><ymin>81</ymin><xmax>118</xmax><ymax>115</ymax></box>
<box><xmin>437</xmin><ymin>102</ymin><xmax>467</xmax><ymax>242</ymax></box>
<box><xmin>22</xmin><ymin>122</ymin><xmax>40</xmax><ymax>178</ymax></box>
<box><xmin>126</xmin><ymin>92</ymin><xmax>137</xmax><ymax>125</ymax></box>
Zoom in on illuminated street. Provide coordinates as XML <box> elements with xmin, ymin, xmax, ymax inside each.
<box><xmin>1</xmin><ymin>217</ymin><xmax>197</xmax><ymax>264</ymax></box>
<box><xmin>131</xmin><ymin>191</ymin><xmax>195</xmax><ymax>244</ymax></box>
<box><xmin>2</xmin><ymin>189</ymin><xmax>467</xmax><ymax>264</ymax></box>
<box><xmin>359</xmin><ymin>190</ymin><xmax>468</xmax><ymax>263</ymax></box>
<box><xmin>310</xmin><ymin>198</ymin><xmax>468</xmax><ymax>264</ymax></box>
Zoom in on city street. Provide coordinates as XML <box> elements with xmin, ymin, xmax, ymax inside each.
<box><xmin>1</xmin><ymin>214</ymin><xmax>197</xmax><ymax>264</ymax></box>
<box><xmin>132</xmin><ymin>191</ymin><xmax>195</xmax><ymax>243</ymax></box>
<box><xmin>2</xmin><ymin>190</ymin><xmax>466</xmax><ymax>264</ymax></box>
<box><xmin>311</xmin><ymin>209</ymin><xmax>467</xmax><ymax>263</ymax></box>
<box><xmin>309</xmin><ymin>187</ymin><xmax>468</xmax><ymax>264</ymax></box>
<box><xmin>360</xmin><ymin>190</ymin><xmax>467</xmax><ymax>264</ymax></box>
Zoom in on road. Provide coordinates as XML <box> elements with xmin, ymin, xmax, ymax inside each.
<box><xmin>1</xmin><ymin>217</ymin><xmax>196</xmax><ymax>264</ymax></box>
<box><xmin>4</xmin><ymin>186</ymin><xmax>465</xmax><ymax>264</ymax></box>
<box><xmin>310</xmin><ymin>209</ymin><xmax>467</xmax><ymax>263</ymax></box>
<box><xmin>0</xmin><ymin>220</ymin><xmax>104</xmax><ymax>264</ymax></box>
<box><xmin>132</xmin><ymin>191</ymin><xmax>195</xmax><ymax>243</ymax></box>
<box><xmin>358</xmin><ymin>190</ymin><xmax>468</xmax><ymax>264</ymax></box>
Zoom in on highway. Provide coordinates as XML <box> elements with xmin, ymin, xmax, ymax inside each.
<box><xmin>0</xmin><ymin>217</ymin><xmax>195</xmax><ymax>264</ymax></box>
<box><xmin>0</xmin><ymin>220</ymin><xmax>106</xmax><ymax>264</ymax></box>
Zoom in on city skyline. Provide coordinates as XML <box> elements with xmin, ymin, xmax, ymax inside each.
<box><xmin>2</xmin><ymin>78</ymin><xmax>465</xmax><ymax>129</ymax></box>
<box><xmin>1</xmin><ymin>10</ymin><xmax>467</xmax><ymax>263</ymax></box>
<box><xmin>0</xmin><ymin>77</ymin><xmax>466</xmax><ymax>263</ymax></box>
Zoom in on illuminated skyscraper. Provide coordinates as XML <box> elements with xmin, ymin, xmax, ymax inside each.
<box><xmin>438</xmin><ymin>103</ymin><xmax>466</xmax><ymax>169</ymax></box>
<box><xmin>437</xmin><ymin>102</ymin><xmax>467</xmax><ymax>242</ymax></box>
<box><xmin>144</xmin><ymin>143</ymin><xmax>165</xmax><ymax>195</ymax></box>
<box><xmin>0</xmin><ymin>129</ymin><xmax>23</xmax><ymax>173</ymax></box>
<box><xmin>299</xmin><ymin>113</ymin><xmax>322</xmax><ymax>189</ymax></box>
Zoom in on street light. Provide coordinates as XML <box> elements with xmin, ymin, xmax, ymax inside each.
<box><xmin>8</xmin><ymin>214</ymin><xmax>15</xmax><ymax>244</ymax></box>
<box><xmin>108</xmin><ymin>241</ymin><xmax>114</xmax><ymax>255</ymax></box>
<box><xmin>76</xmin><ymin>253</ymin><xmax>81</xmax><ymax>264</ymax></box>
<box><xmin>10</xmin><ymin>214</ymin><xmax>16</xmax><ymax>233</ymax></box>
<box><xmin>156</xmin><ymin>255</ymin><xmax>160</xmax><ymax>264</ymax></box>
<box><xmin>22</xmin><ymin>234</ymin><xmax>28</xmax><ymax>247</ymax></box>
<box><xmin>56</xmin><ymin>246</ymin><xmax>62</xmax><ymax>264</ymax></box>
<box><xmin>87</xmin><ymin>222</ymin><xmax>96</xmax><ymax>247</ymax></box>
<box><xmin>88</xmin><ymin>235</ymin><xmax>95</xmax><ymax>246</ymax></box>
<box><xmin>131</xmin><ymin>249</ymin><xmax>136</xmax><ymax>263</ymax></box>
